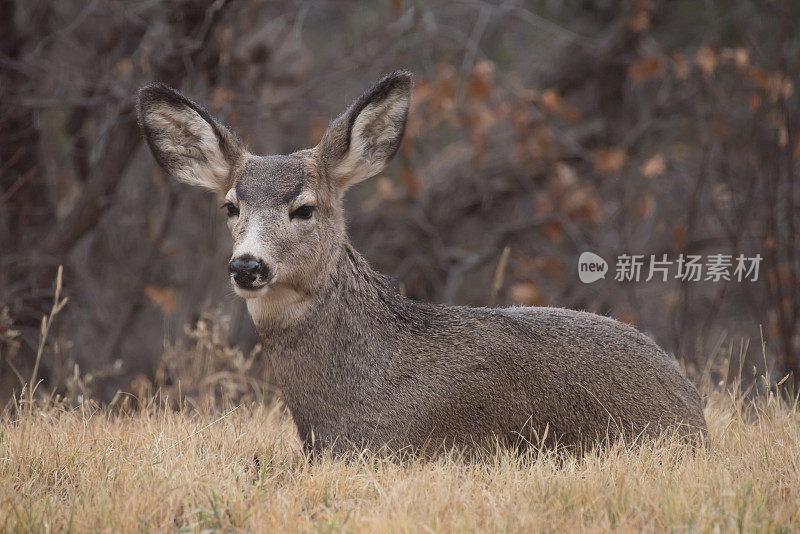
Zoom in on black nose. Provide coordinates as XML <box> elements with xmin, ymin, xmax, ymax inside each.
<box><xmin>228</xmin><ymin>254</ymin><xmax>269</xmax><ymax>289</ymax></box>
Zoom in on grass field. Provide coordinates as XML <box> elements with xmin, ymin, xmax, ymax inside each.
<box><xmin>2</xmin><ymin>377</ymin><xmax>799</xmax><ymax>533</ymax></box>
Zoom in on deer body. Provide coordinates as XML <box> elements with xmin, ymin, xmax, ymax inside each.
<box><xmin>137</xmin><ymin>71</ymin><xmax>707</xmax><ymax>456</ymax></box>
<box><xmin>256</xmin><ymin>242</ymin><xmax>705</xmax><ymax>454</ymax></box>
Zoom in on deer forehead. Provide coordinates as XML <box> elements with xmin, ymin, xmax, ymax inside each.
<box><xmin>231</xmin><ymin>152</ymin><xmax>320</xmax><ymax>207</ymax></box>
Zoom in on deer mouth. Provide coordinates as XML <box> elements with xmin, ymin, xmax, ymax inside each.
<box><xmin>232</xmin><ymin>282</ymin><xmax>271</xmax><ymax>299</ymax></box>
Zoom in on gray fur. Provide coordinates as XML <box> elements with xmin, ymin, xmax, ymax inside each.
<box><xmin>137</xmin><ymin>71</ymin><xmax>707</xmax><ymax>457</ymax></box>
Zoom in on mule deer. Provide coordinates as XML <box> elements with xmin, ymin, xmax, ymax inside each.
<box><xmin>137</xmin><ymin>71</ymin><xmax>706</xmax><ymax>456</ymax></box>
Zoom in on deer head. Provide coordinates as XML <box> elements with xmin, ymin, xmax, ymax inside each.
<box><xmin>137</xmin><ymin>72</ymin><xmax>413</xmax><ymax>322</ymax></box>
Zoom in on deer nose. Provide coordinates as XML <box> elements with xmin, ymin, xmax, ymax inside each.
<box><xmin>228</xmin><ymin>254</ymin><xmax>269</xmax><ymax>289</ymax></box>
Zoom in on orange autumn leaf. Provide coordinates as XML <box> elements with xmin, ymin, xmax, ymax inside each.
<box><xmin>542</xmin><ymin>220</ymin><xmax>565</xmax><ymax>243</ymax></box>
<box><xmin>562</xmin><ymin>187</ymin><xmax>603</xmax><ymax>224</ymax></box>
<box><xmin>749</xmin><ymin>93</ymin><xmax>762</xmax><ymax>113</ymax></box>
<box><xmin>745</xmin><ymin>68</ymin><xmax>770</xmax><ymax>90</ymax></box>
<box><xmin>558</xmin><ymin>106</ymin><xmax>581</xmax><ymax>121</ymax></box>
<box><xmin>630</xmin><ymin>56</ymin><xmax>665</xmax><ymax>82</ymax></box>
<box><xmin>397</xmin><ymin>165</ymin><xmax>420</xmax><ymax>193</ymax></box>
<box><xmin>211</xmin><ymin>87</ymin><xmax>235</xmax><ymax>107</ymax></box>
<box><xmin>721</xmin><ymin>47</ymin><xmax>749</xmax><ymax>69</ymax></box>
<box><xmin>629</xmin><ymin>10</ymin><xmax>650</xmax><ymax>33</ymax></box>
<box><xmin>551</xmin><ymin>162</ymin><xmax>578</xmax><ymax>195</ymax></box>
<box><xmin>539</xmin><ymin>257</ymin><xmax>564</xmax><ymax>276</ymax></box>
<box><xmin>594</xmin><ymin>148</ymin><xmax>628</xmax><ymax>174</ymax></box>
<box><xmin>628</xmin><ymin>0</ymin><xmax>653</xmax><ymax>32</ymax></box>
<box><xmin>734</xmin><ymin>48</ymin><xmax>750</xmax><ymax>69</ymax></box>
<box><xmin>145</xmin><ymin>285</ymin><xmax>177</xmax><ymax>314</ymax></box>
<box><xmin>307</xmin><ymin>115</ymin><xmax>328</xmax><ymax>144</ymax></box>
<box><xmin>113</xmin><ymin>58</ymin><xmax>133</xmax><ymax>78</ymax></box>
<box><xmin>638</xmin><ymin>193</ymin><xmax>655</xmax><ymax>219</ymax></box>
<box><xmin>539</xmin><ymin>89</ymin><xmax>562</xmax><ymax>112</ymax></box>
<box><xmin>674</xmin><ymin>226</ymin><xmax>687</xmax><ymax>249</ymax></box>
<box><xmin>670</xmin><ymin>52</ymin><xmax>690</xmax><ymax>80</ymax></box>
<box><xmin>617</xmin><ymin>311</ymin><xmax>638</xmax><ymax>325</ymax></box>
<box><xmin>466</xmin><ymin>60</ymin><xmax>495</xmax><ymax>103</ymax></box>
<box><xmin>695</xmin><ymin>45</ymin><xmax>717</xmax><ymax>78</ymax></box>
<box><xmin>642</xmin><ymin>154</ymin><xmax>666</xmax><ymax>178</ymax></box>
<box><xmin>509</xmin><ymin>281</ymin><xmax>544</xmax><ymax>306</ymax></box>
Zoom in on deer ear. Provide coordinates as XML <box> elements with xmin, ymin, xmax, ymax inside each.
<box><xmin>318</xmin><ymin>71</ymin><xmax>413</xmax><ymax>192</ymax></box>
<box><xmin>137</xmin><ymin>83</ymin><xmax>244</xmax><ymax>192</ymax></box>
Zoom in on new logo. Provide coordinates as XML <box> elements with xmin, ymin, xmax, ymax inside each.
<box><xmin>578</xmin><ymin>252</ymin><xmax>608</xmax><ymax>284</ymax></box>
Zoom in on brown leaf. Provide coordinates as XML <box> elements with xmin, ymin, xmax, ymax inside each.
<box><xmin>431</xmin><ymin>65</ymin><xmax>457</xmax><ymax>113</ymax></box>
<box><xmin>542</xmin><ymin>221</ymin><xmax>564</xmax><ymax>243</ymax></box>
<box><xmin>734</xmin><ymin>48</ymin><xmax>749</xmax><ymax>69</ymax></box>
<box><xmin>594</xmin><ymin>148</ymin><xmax>628</xmax><ymax>174</ymax></box>
<box><xmin>674</xmin><ymin>226</ymin><xmax>687</xmax><ymax>249</ymax></box>
<box><xmin>749</xmin><ymin>93</ymin><xmax>762</xmax><ymax>113</ymax></box>
<box><xmin>641</xmin><ymin>154</ymin><xmax>666</xmax><ymax>178</ymax></box>
<box><xmin>721</xmin><ymin>47</ymin><xmax>749</xmax><ymax>69</ymax></box>
<box><xmin>509</xmin><ymin>281</ymin><xmax>544</xmax><ymax>306</ymax></box>
<box><xmin>533</xmin><ymin>193</ymin><xmax>550</xmax><ymax>216</ymax></box>
<box><xmin>410</xmin><ymin>78</ymin><xmax>433</xmax><ymax>108</ymax></box>
<box><xmin>391</xmin><ymin>0</ymin><xmax>403</xmax><ymax>17</ymax></box>
<box><xmin>629</xmin><ymin>11</ymin><xmax>650</xmax><ymax>33</ymax></box>
<box><xmin>211</xmin><ymin>87</ymin><xmax>235</xmax><ymax>108</ymax></box>
<box><xmin>765</xmin><ymin>72</ymin><xmax>794</xmax><ymax>102</ymax></box>
<box><xmin>518</xmin><ymin>89</ymin><xmax>537</xmax><ymax>104</ymax></box>
<box><xmin>562</xmin><ymin>187</ymin><xmax>603</xmax><ymax>224</ymax></box>
<box><xmin>695</xmin><ymin>45</ymin><xmax>717</xmax><ymax>78</ymax></box>
<box><xmin>113</xmin><ymin>58</ymin><xmax>133</xmax><ymax>78</ymax></box>
<box><xmin>537</xmin><ymin>86</ymin><xmax>579</xmax><ymax>120</ymax></box>
<box><xmin>466</xmin><ymin>60</ymin><xmax>495</xmax><ymax>103</ymax></box>
<box><xmin>617</xmin><ymin>311</ymin><xmax>638</xmax><ymax>326</ymax></box>
<box><xmin>638</xmin><ymin>193</ymin><xmax>655</xmax><ymax>219</ymax></box>
<box><xmin>552</xmin><ymin>163</ymin><xmax>577</xmax><ymax>194</ymax></box>
<box><xmin>375</xmin><ymin>177</ymin><xmax>400</xmax><ymax>200</ymax></box>
<box><xmin>745</xmin><ymin>68</ymin><xmax>770</xmax><ymax>90</ymax></box>
<box><xmin>779</xmin><ymin>125</ymin><xmax>789</xmax><ymax>147</ymax></box>
<box><xmin>307</xmin><ymin>115</ymin><xmax>328</xmax><ymax>144</ymax></box>
<box><xmin>397</xmin><ymin>165</ymin><xmax>420</xmax><ymax>193</ymax></box>
<box><xmin>558</xmin><ymin>105</ymin><xmax>581</xmax><ymax>121</ymax></box>
<box><xmin>670</xmin><ymin>53</ymin><xmax>689</xmax><ymax>80</ymax></box>
<box><xmin>628</xmin><ymin>0</ymin><xmax>653</xmax><ymax>33</ymax></box>
<box><xmin>539</xmin><ymin>89</ymin><xmax>562</xmax><ymax>113</ymax></box>
<box><xmin>630</xmin><ymin>56</ymin><xmax>665</xmax><ymax>83</ymax></box>
<box><xmin>539</xmin><ymin>257</ymin><xmax>564</xmax><ymax>276</ymax></box>
<box><xmin>145</xmin><ymin>286</ymin><xmax>177</xmax><ymax>315</ymax></box>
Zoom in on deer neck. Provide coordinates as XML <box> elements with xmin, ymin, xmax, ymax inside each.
<box><xmin>250</xmin><ymin>240</ymin><xmax>403</xmax><ymax>420</ymax></box>
<box><xmin>246</xmin><ymin>240</ymin><xmax>401</xmax><ymax>347</ymax></box>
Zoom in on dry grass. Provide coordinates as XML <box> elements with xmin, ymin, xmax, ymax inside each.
<box><xmin>1</xmin><ymin>384</ymin><xmax>799</xmax><ymax>533</ymax></box>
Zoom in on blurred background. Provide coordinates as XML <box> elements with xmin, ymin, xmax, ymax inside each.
<box><xmin>1</xmin><ymin>0</ymin><xmax>798</xmax><ymax>405</ymax></box>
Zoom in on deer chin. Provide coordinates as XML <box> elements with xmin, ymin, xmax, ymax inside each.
<box><xmin>233</xmin><ymin>283</ymin><xmax>270</xmax><ymax>299</ymax></box>
<box><xmin>245</xmin><ymin>283</ymin><xmax>311</xmax><ymax>329</ymax></box>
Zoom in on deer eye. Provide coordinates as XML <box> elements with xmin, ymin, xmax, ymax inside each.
<box><xmin>290</xmin><ymin>205</ymin><xmax>315</xmax><ymax>220</ymax></box>
<box><xmin>221</xmin><ymin>202</ymin><xmax>239</xmax><ymax>218</ymax></box>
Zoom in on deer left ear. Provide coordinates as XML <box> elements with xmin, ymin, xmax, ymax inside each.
<box><xmin>318</xmin><ymin>71</ymin><xmax>413</xmax><ymax>192</ymax></box>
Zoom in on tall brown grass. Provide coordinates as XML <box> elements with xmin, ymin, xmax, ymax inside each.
<box><xmin>1</xmin><ymin>364</ymin><xmax>798</xmax><ymax>532</ymax></box>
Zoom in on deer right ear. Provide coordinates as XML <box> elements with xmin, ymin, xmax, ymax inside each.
<box><xmin>137</xmin><ymin>83</ymin><xmax>244</xmax><ymax>192</ymax></box>
<box><xmin>317</xmin><ymin>71</ymin><xmax>413</xmax><ymax>193</ymax></box>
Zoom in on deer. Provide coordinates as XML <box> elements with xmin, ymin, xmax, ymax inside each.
<box><xmin>137</xmin><ymin>71</ymin><xmax>707</xmax><ymax>457</ymax></box>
